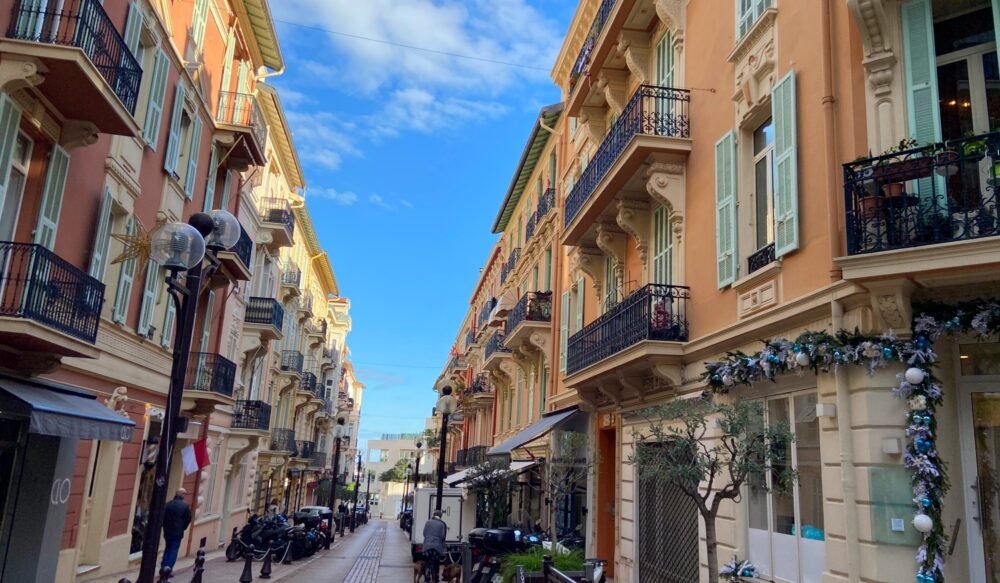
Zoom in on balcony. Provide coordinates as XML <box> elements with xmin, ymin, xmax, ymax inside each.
<box><xmin>301</xmin><ymin>372</ymin><xmax>322</xmax><ymax>400</ymax></box>
<box><xmin>294</xmin><ymin>440</ymin><xmax>315</xmax><ymax>460</ymax></box>
<box><xmin>216</xmin><ymin>225</ymin><xmax>252</xmax><ymax>282</ymax></box>
<box><xmin>4</xmin><ymin>0</ymin><xmax>141</xmax><ymax>136</ymax></box>
<box><xmin>504</xmin><ymin>292</ymin><xmax>552</xmax><ymax>348</ymax></box>
<box><xmin>270</xmin><ymin>428</ymin><xmax>295</xmax><ymax>453</ymax></box>
<box><xmin>525</xmin><ymin>213</ymin><xmax>538</xmax><ymax>241</ymax></box>
<box><xmin>841</xmin><ymin>132</ymin><xmax>1000</xmax><ymax>279</ymax></box>
<box><xmin>483</xmin><ymin>332</ymin><xmax>513</xmax><ymax>370</ymax></box>
<box><xmin>280</xmin><ymin>350</ymin><xmax>304</xmax><ymax>375</ymax></box>
<box><xmin>0</xmin><ymin>242</ymin><xmax>104</xmax><ymax>365</ymax></box>
<box><xmin>297</xmin><ymin>295</ymin><xmax>313</xmax><ymax>319</ymax></box>
<box><xmin>309</xmin><ymin>451</ymin><xmax>328</xmax><ymax>469</ymax></box>
<box><xmin>500</xmin><ymin>248</ymin><xmax>521</xmax><ymax>285</ymax></box>
<box><xmin>461</xmin><ymin>373</ymin><xmax>494</xmax><ymax>410</ymax></box>
<box><xmin>232</xmin><ymin>400</ymin><xmax>271</xmax><ymax>433</ymax></box>
<box><xmin>280</xmin><ymin>264</ymin><xmax>301</xmax><ymax>300</ymax></box>
<box><xmin>563</xmin><ymin>85</ymin><xmax>691</xmax><ymax>244</ymax></box>
<box><xmin>258</xmin><ymin>198</ymin><xmax>295</xmax><ymax>249</ymax></box>
<box><xmin>244</xmin><ymin>297</ymin><xmax>283</xmax><ymax>341</ymax></box>
<box><xmin>568</xmin><ymin>0</ymin><xmax>617</xmax><ymax>99</ymax></box>
<box><xmin>456</xmin><ymin>445</ymin><xmax>487</xmax><ymax>469</ymax></box>
<box><xmin>476</xmin><ymin>298</ymin><xmax>497</xmax><ymax>336</ymax></box>
<box><xmin>183</xmin><ymin>352</ymin><xmax>237</xmax><ymax>411</ymax></box>
<box><xmin>215</xmin><ymin>91</ymin><xmax>267</xmax><ymax>168</ymax></box>
<box><xmin>567</xmin><ymin>283</ymin><xmax>689</xmax><ymax>379</ymax></box>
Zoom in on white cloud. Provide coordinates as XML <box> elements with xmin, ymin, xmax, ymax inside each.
<box><xmin>309</xmin><ymin>188</ymin><xmax>358</xmax><ymax>205</ymax></box>
<box><xmin>369</xmin><ymin>88</ymin><xmax>508</xmax><ymax>138</ymax></box>
<box><xmin>284</xmin><ymin>110</ymin><xmax>361</xmax><ymax>170</ymax></box>
<box><xmin>400</xmin><ymin>200</ymin><xmax>414</xmax><ymax>209</ymax></box>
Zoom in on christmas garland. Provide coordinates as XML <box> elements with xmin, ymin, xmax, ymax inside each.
<box><xmin>702</xmin><ymin>298</ymin><xmax>1000</xmax><ymax>583</ymax></box>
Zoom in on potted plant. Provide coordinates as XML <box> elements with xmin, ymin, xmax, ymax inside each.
<box><xmin>500</xmin><ymin>547</ymin><xmax>586</xmax><ymax>583</ymax></box>
<box><xmin>918</xmin><ymin>212</ymin><xmax>953</xmax><ymax>243</ymax></box>
<box><xmin>873</xmin><ymin>138</ymin><xmax>932</xmax><ymax>197</ymax></box>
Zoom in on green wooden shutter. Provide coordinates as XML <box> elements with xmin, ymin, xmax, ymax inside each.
<box><xmin>559</xmin><ymin>290</ymin><xmax>570</xmax><ymax>373</ymax></box>
<box><xmin>539</xmin><ymin>367</ymin><xmax>547</xmax><ymax>415</ymax></box>
<box><xmin>123</xmin><ymin>2</ymin><xmax>143</xmax><ymax>56</ymax></box>
<box><xmin>220</xmin><ymin>28</ymin><xmax>235</xmax><ymax>93</ymax></box>
<box><xmin>191</xmin><ymin>0</ymin><xmax>208</xmax><ymax>50</ymax></box>
<box><xmin>656</xmin><ymin>32</ymin><xmax>674</xmax><ymax>86</ymax></box>
<box><xmin>772</xmin><ymin>70</ymin><xmax>799</xmax><ymax>257</ymax></box>
<box><xmin>544</xmin><ymin>249</ymin><xmax>552</xmax><ymax>291</ymax></box>
<box><xmin>220</xmin><ymin>169</ymin><xmax>232</xmax><ymax>210</ymax></box>
<box><xmin>164</xmin><ymin>83</ymin><xmax>186</xmax><ymax>175</ymax></box>
<box><xmin>143</xmin><ymin>48</ymin><xmax>170</xmax><ymax>148</ymax></box>
<box><xmin>902</xmin><ymin>0</ymin><xmax>941</xmax><ymax>148</ymax></box>
<box><xmin>137</xmin><ymin>260</ymin><xmax>161</xmax><ymax>335</ymax></box>
<box><xmin>0</xmin><ymin>94</ymin><xmax>23</xmax><ymax>206</ymax></box>
<box><xmin>34</xmin><ymin>145</ymin><xmax>70</xmax><ymax>249</ymax></box>
<box><xmin>161</xmin><ymin>300</ymin><xmax>176</xmax><ymax>347</ymax></box>
<box><xmin>184</xmin><ymin>115</ymin><xmax>202</xmax><ymax>197</ymax></box>
<box><xmin>112</xmin><ymin>216</ymin><xmax>137</xmax><ymax>324</ymax></box>
<box><xmin>200</xmin><ymin>290</ymin><xmax>215</xmax><ymax>350</ymax></box>
<box><xmin>202</xmin><ymin>145</ymin><xmax>218</xmax><ymax>212</ymax></box>
<box><xmin>715</xmin><ymin>130</ymin><xmax>737</xmax><ymax>287</ymax></box>
<box><xmin>575</xmin><ymin>277</ymin><xmax>584</xmax><ymax>333</ymax></box>
<box><xmin>88</xmin><ymin>187</ymin><xmax>113</xmax><ymax>280</ymax></box>
<box><xmin>549</xmin><ymin>152</ymin><xmax>556</xmax><ymax>187</ymax></box>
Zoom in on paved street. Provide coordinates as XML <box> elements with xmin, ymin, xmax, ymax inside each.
<box><xmin>94</xmin><ymin>520</ymin><xmax>415</xmax><ymax>583</ymax></box>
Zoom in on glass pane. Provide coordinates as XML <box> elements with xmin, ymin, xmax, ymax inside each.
<box><xmin>753</xmin><ymin>118</ymin><xmax>774</xmax><ymax>154</ymax></box>
<box><xmin>934</xmin><ymin>5</ymin><xmax>994</xmax><ymax>56</ymax></box>
<box><xmin>971</xmin><ymin>393</ymin><xmax>1000</xmax><ymax>583</ymax></box>
<box><xmin>755</xmin><ymin>156</ymin><xmax>772</xmax><ymax>248</ymax></box>
<box><xmin>938</xmin><ymin>59</ymin><xmax>974</xmax><ymax>142</ymax></box>
<box><xmin>795</xmin><ymin>394</ymin><xmax>826</xmax><ymax>583</ymax></box>
<box><xmin>769</xmin><ymin>399</ymin><xmax>794</xmax><ymax>535</ymax></box>
<box><xmin>961</xmin><ymin>343</ymin><xmax>1000</xmax><ymax>376</ymax></box>
<box><xmin>985</xmin><ymin>52</ymin><xmax>1000</xmax><ymax>132</ymax></box>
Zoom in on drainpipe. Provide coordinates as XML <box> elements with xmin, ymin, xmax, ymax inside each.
<box><xmin>832</xmin><ymin>298</ymin><xmax>860</xmax><ymax>583</ymax></box>
<box><xmin>538</xmin><ymin>116</ymin><xmax>561</xmax><ymax>135</ymax></box>
<box><xmin>820</xmin><ymin>0</ymin><xmax>843</xmax><ymax>281</ymax></box>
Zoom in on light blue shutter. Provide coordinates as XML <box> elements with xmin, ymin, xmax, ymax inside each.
<box><xmin>220</xmin><ymin>28</ymin><xmax>235</xmax><ymax>92</ymax></box>
<box><xmin>191</xmin><ymin>0</ymin><xmax>209</xmax><ymax>50</ymax></box>
<box><xmin>164</xmin><ymin>84</ymin><xmax>186</xmax><ymax>175</ymax></box>
<box><xmin>544</xmin><ymin>249</ymin><xmax>552</xmax><ymax>291</ymax></box>
<box><xmin>715</xmin><ymin>130</ymin><xmax>737</xmax><ymax>287</ymax></box>
<box><xmin>123</xmin><ymin>2</ymin><xmax>143</xmax><ymax>56</ymax></box>
<box><xmin>200</xmin><ymin>290</ymin><xmax>215</xmax><ymax>350</ymax></box>
<box><xmin>161</xmin><ymin>301</ymin><xmax>176</xmax><ymax>347</ymax></box>
<box><xmin>772</xmin><ymin>70</ymin><xmax>799</xmax><ymax>257</ymax></box>
<box><xmin>34</xmin><ymin>145</ymin><xmax>70</xmax><ymax>249</ymax></box>
<box><xmin>112</xmin><ymin>216</ymin><xmax>137</xmax><ymax>324</ymax></box>
<box><xmin>0</xmin><ymin>94</ymin><xmax>23</xmax><ymax>206</ymax></box>
<box><xmin>219</xmin><ymin>169</ymin><xmax>232</xmax><ymax>210</ymax></box>
<box><xmin>88</xmin><ymin>187</ymin><xmax>113</xmax><ymax>280</ymax></box>
<box><xmin>902</xmin><ymin>0</ymin><xmax>941</xmax><ymax>148</ymax></box>
<box><xmin>143</xmin><ymin>48</ymin><xmax>170</xmax><ymax>148</ymax></box>
<box><xmin>137</xmin><ymin>260</ymin><xmax>161</xmax><ymax>335</ymax></box>
<box><xmin>184</xmin><ymin>115</ymin><xmax>202</xmax><ymax>197</ymax></box>
<box><xmin>575</xmin><ymin>277</ymin><xmax>584</xmax><ymax>333</ymax></box>
<box><xmin>203</xmin><ymin>145</ymin><xmax>218</xmax><ymax>211</ymax></box>
<box><xmin>559</xmin><ymin>290</ymin><xmax>570</xmax><ymax>373</ymax></box>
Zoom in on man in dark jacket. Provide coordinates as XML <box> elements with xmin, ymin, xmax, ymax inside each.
<box><xmin>423</xmin><ymin>510</ymin><xmax>448</xmax><ymax>582</ymax></box>
<box><xmin>161</xmin><ymin>488</ymin><xmax>191</xmax><ymax>575</ymax></box>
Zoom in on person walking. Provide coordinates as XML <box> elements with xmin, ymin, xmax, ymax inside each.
<box><xmin>160</xmin><ymin>488</ymin><xmax>192</xmax><ymax>577</ymax></box>
<box><xmin>422</xmin><ymin>509</ymin><xmax>448</xmax><ymax>583</ymax></box>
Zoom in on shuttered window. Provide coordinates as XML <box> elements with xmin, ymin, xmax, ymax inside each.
<box><xmin>112</xmin><ymin>216</ymin><xmax>138</xmax><ymax>324</ymax></box>
<box><xmin>183</xmin><ymin>115</ymin><xmax>202</xmax><ymax>197</ymax></box>
<box><xmin>191</xmin><ymin>0</ymin><xmax>209</xmax><ymax>51</ymax></box>
<box><xmin>771</xmin><ymin>71</ymin><xmax>799</xmax><ymax>257</ymax></box>
<box><xmin>544</xmin><ymin>249</ymin><xmax>552</xmax><ymax>291</ymax></box>
<box><xmin>164</xmin><ymin>84</ymin><xmax>186</xmax><ymax>175</ymax></box>
<box><xmin>137</xmin><ymin>261</ymin><xmax>161</xmax><ymax>336</ymax></box>
<box><xmin>203</xmin><ymin>145</ymin><xmax>218</xmax><ymax>212</ymax></box>
<box><xmin>143</xmin><ymin>48</ymin><xmax>170</xmax><ymax>148</ymax></box>
<box><xmin>88</xmin><ymin>187</ymin><xmax>114</xmax><ymax>281</ymax></box>
<box><xmin>122</xmin><ymin>2</ymin><xmax>144</xmax><ymax>57</ymax></box>
<box><xmin>0</xmin><ymin>94</ymin><xmax>23</xmax><ymax>209</ymax></box>
<box><xmin>559</xmin><ymin>290</ymin><xmax>570</xmax><ymax>373</ymax></box>
<box><xmin>161</xmin><ymin>301</ymin><xmax>176</xmax><ymax>348</ymax></box>
<box><xmin>34</xmin><ymin>145</ymin><xmax>70</xmax><ymax>250</ymax></box>
<box><xmin>574</xmin><ymin>277</ymin><xmax>584</xmax><ymax>333</ymax></box>
<box><xmin>200</xmin><ymin>290</ymin><xmax>215</xmax><ymax>351</ymax></box>
<box><xmin>715</xmin><ymin>131</ymin><xmax>737</xmax><ymax>287</ymax></box>
<box><xmin>652</xmin><ymin>205</ymin><xmax>673</xmax><ymax>284</ymax></box>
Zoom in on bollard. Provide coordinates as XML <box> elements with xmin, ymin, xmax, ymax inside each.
<box><xmin>239</xmin><ymin>552</ymin><xmax>254</xmax><ymax>583</ymax></box>
<box><xmin>281</xmin><ymin>541</ymin><xmax>293</xmax><ymax>565</ymax></box>
<box><xmin>542</xmin><ymin>555</ymin><xmax>553</xmax><ymax>579</ymax></box>
<box><xmin>259</xmin><ymin>548</ymin><xmax>273</xmax><ymax>579</ymax></box>
<box><xmin>461</xmin><ymin>542</ymin><xmax>472</xmax><ymax>583</ymax></box>
<box><xmin>189</xmin><ymin>548</ymin><xmax>205</xmax><ymax>583</ymax></box>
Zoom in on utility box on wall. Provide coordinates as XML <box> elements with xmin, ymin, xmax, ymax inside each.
<box><xmin>869</xmin><ymin>466</ymin><xmax>922</xmax><ymax>546</ymax></box>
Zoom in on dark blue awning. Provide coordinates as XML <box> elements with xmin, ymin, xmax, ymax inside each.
<box><xmin>0</xmin><ymin>376</ymin><xmax>135</xmax><ymax>442</ymax></box>
<box><xmin>487</xmin><ymin>407</ymin><xmax>579</xmax><ymax>457</ymax></box>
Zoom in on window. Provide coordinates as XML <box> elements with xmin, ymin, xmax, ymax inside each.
<box><xmin>516</xmin><ymin>369</ymin><xmax>524</xmax><ymax>426</ymax></box>
<box><xmin>112</xmin><ymin>215</ymin><xmax>138</xmax><ymax>324</ymax></box>
<box><xmin>204</xmin><ymin>443</ymin><xmax>221</xmax><ymax>514</ymax></box>
<box><xmin>569</xmin><ymin>117</ymin><xmax>577</xmax><ymax>139</ymax></box>
<box><xmin>191</xmin><ymin>0</ymin><xmax>209</xmax><ymax>52</ymax></box>
<box><xmin>652</xmin><ymin>206</ymin><xmax>673</xmax><ymax>285</ymax></box>
<box><xmin>752</xmin><ymin>118</ymin><xmax>775</xmax><ymax>251</ymax></box>
<box><xmin>737</xmin><ymin>0</ymin><xmax>773</xmax><ymax>39</ymax></box>
<box><xmin>603</xmin><ymin>256</ymin><xmax>619</xmax><ymax>311</ymax></box>
<box><xmin>539</xmin><ymin>367</ymin><xmax>547</xmax><ymax>415</ymax></box>
<box><xmin>544</xmin><ymin>250</ymin><xmax>552</xmax><ymax>291</ymax></box>
<box><xmin>0</xmin><ymin>132</ymin><xmax>31</xmax><ymax>242</ymax></box>
<box><xmin>747</xmin><ymin>392</ymin><xmax>824</xmax><ymax>583</ymax></box>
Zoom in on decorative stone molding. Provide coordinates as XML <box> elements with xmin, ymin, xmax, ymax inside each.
<box><xmin>580</xmin><ymin>107</ymin><xmax>606</xmax><ymax>145</ymax></box>
<box><xmin>847</xmin><ymin>0</ymin><xmax>891</xmax><ymax>58</ymax></box>
<box><xmin>14</xmin><ymin>353</ymin><xmax>61</xmax><ymax>376</ymax></box>
<box><xmin>0</xmin><ymin>57</ymin><xmax>45</xmax><ymax>93</ymax></box>
<box><xmin>865</xmin><ymin>279</ymin><xmax>915</xmax><ymax>336</ymax></box>
<box><xmin>617</xmin><ymin>31</ymin><xmax>650</xmax><ymax>85</ymax></box>
<box><xmin>595</xmin><ymin>224</ymin><xmax>627</xmax><ymax>281</ymax></box>
<box><xmin>511</xmin><ymin>346</ymin><xmax>533</xmax><ymax>377</ymax></box>
<box><xmin>569</xmin><ymin>246</ymin><xmax>604</xmax><ymax>294</ymax></box>
<box><xmin>728</xmin><ymin>9</ymin><xmax>777</xmax><ymax>125</ymax></box>
<box><xmin>616</xmin><ymin>199</ymin><xmax>650</xmax><ymax>265</ymax></box>
<box><xmin>652</xmin><ymin>364</ymin><xmax>682</xmax><ymax>388</ymax></box>
<box><xmin>617</xmin><ymin>373</ymin><xmax>646</xmax><ymax>402</ymax></box>
<box><xmin>60</xmin><ymin>120</ymin><xmax>99</xmax><ymax>150</ymax></box>
<box><xmin>596</xmin><ymin>71</ymin><xmax>629</xmax><ymax>116</ymax></box>
<box><xmin>645</xmin><ymin>163</ymin><xmax>685</xmax><ymax>242</ymax></box>
<box><xmin>655</xmin><ymin>0</ymin><xmax>685</xmax><ymax>37</ymax></box>
<box><xmin>105</xmin><ymin>386</ymin><xmax>130</xmax><ymax>415</ymax></box>
<box><xmin>528</xmin><ymin>331</ymin><xmax>549</xmax><ymax>356</ymax></box>
<box><xmin>597</xmin><ymin>383</ymin><xmax>622</xmax><ymax>406</ymax></box>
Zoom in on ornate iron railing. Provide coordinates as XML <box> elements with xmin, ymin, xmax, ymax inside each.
<box><xmin>281</xmin><ymin>350</ymin><xmax>303</xmax><ymax>374</ymax></box>
<box><xmin>282</xmin><ymin>264</ymin><xmax>301</xmax><ymax>286</ymax></box>
<box><xmin>258</xmin><ymin>197</ymin><xmax>295</xmax><ymax>237</ymax></box>
<box><xmin>565</xmin><ymin>86</ymin><xmax>691</xmax><ymax>227</ymax></box>
<box><xmin>8</xmin><ymin>0</ymin><xmax>142</xmax><ymax>114</ymax></box>
<box><xmin>844</xmin><ymin>131</ymin><xmax>1000</xmax><ymax>255</ymax></box>
<box><xmin>477</xmin><ymin>297</ymin><xmax>497</xmax><ymax>330</ymax></box>
<box><xmin>299</xmin><ymin>295</ymin><xmax>312</xmax><ymax>313</ymax></box>
<box><xmin>747</xmin><ymin>242</ymin><xmax>776</xmax><ymax>275</ymax></box>
<box><xmin>465</xmin><ymin>329</ymin><xmax>476</xmax><ymax>348</ymax></box>
<box><xmin>295</xmin><ymin>440</ymin><xmax>315</xmax><ymax>459</ymax></box>
<box><xmin>0</xmin><ymin>241</ymin><xmax>104</xmax><ymax>343</ymax></box>
<box><xmin>216</xmin><ymin>91</ymin><xmax>267</xmax><ymax>151</ymax></box>
<box><xmin>506</xmin><ymin>291</ymin><xmax>553</xmax><ymax>336</ymax></box>
<box><xmin>468</xmin><ymin>373</ymin><xmax>492</xmax><ymax>394</ymax></box>
<box><xmin>500</xmin><ymin>248</ymin><xmax>521</xmax><ymax>284</ymax></box>
<box><xmin>271</xmin><ymin>428</ymin><xmax>295</xmax><ymax>452</ymax></box>
<box><xmin>231</xmin><ymin>225</ymin><xmax>253</xmax><ymax>270</ymax></box>
<box><xmin>538</xmin><ymin>187</ymin><xmax>556</xmax><ymax>220</ymax></box>
<box><xmin>301</xmin><ymin>371</ymin><xmax>317</xmax><ymax>393</ymax></box>
<box><xmin>525</xmin><ymin>212</ymin><xmax>538</xmax><ymax>240</ymax></box>
<box><xmin>245</xmin><ymin>297</ymin><xmax>283</xmax><ymax>330</ymax></box>
<box><xmin>485</xmin><ymin>333</ymin><xmax>512</xmax><ymax>360</ymax></box>
<box><xmin>456</xmin><ymin>445</ymin><xmax>488</xmax><ymax>468</ymax></box>
<box><xmin>185</xmin><ymin>352</ymin><xmax>237</xmax><ymax>397</ymax></box>
<box><xmin>568</xmin><ymin>0</ymin><xmax>617</xmax><ymax>92</ymax></box>
<box><xmin>233</xmin><ymin>400</ymin><xmax>271</xmax><ymax>431</ymax></box>
<box><xmin>567</xmin><ymin>284</ymin><xmax>689</xmax><ymax>375</ymax></box>
<box><xmin>310</xmin><ymin>451</ymin><xmax>328</xmax><ymax>469</ymax></box>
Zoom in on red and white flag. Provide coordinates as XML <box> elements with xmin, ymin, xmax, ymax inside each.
<box><xmin>181</xmin><ymin>439</ymin><xmax>211</xmax><ymax>475</ymax></box>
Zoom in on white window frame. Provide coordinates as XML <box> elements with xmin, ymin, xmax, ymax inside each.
<box><xmin>737</xmin><ymin>0</ymin><xmax>773</xmax><ymax>39</ymax></box>
<box><xmin>752</xmin><ymin>117</ymin><xmax>776</xmax><ymax>253</ymax></box>
<box><xmin>651</xmin><ymin>205</ymin><xmax>673</xmax><ymax>285</ymax></box>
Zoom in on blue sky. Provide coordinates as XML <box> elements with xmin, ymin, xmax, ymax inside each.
<box><xmin>268</xmin><ymin>1</ymin><xmax>576</xmax><ymax>450</ymax></box>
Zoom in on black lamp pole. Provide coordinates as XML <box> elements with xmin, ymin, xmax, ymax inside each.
<box><xmin>435</xmin><ymin>386</ymin><xmax>455</xmax><ymax>512</ymax></box>
<box><xmin>325</xmin><ymin>418</ymin><xmax>345</xmax><ymax>548</ymax></box>
<box><xmin>413</xmin><ymin>441</ymin><xmax>422</xmax><ymax>492</ymax></box>
<box><xmin>401</xmin><ymin>465</ymin><xmax>410</xmax><ymax>514</ymax></box>
<box><xmin>350</xmin><ymin>452</ymin><xmax>362</xmax><ymax>531</ymax></box>
<box><xmin>365</xmin><ymin>471</ymin><xmax>373</xmax><ymax>515</ymax></box>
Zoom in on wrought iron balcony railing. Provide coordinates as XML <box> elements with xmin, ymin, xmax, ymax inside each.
<box><xmin>844</xmin><ymin>131</ymin><xmax>1000</xmax><ymax>255</ymax></box>
<box><xmin>0</xmin><ymin>241</ymin><xmax>104</xmax><ymax>343</ymax></box>
<box><xmin>231</xmin><ymin>225</ymin><xmax>253</xmax><ymax>270</ymax></box>
<box><xmin>301</xmin><ymin>371</ymin><xmax>317</xmax><ymax>391</ymax></box>
<box><xmin>465</xmin><ymin>329</ymin><xmax>476</xmax><ymax>348</ymax></box>
<box><xmin>245</xmin><ymin>297</ymin><xmax>283</xmax><ymax>330</ymax></box>
<box><xmin>233</xmin><ymin>400</ymin><xmax>271</xmax><ymax>431</ymax></box>
<box><xmin>538</xmin><ymin>187</ymin><xmax>555</xmax><ymax>220</ymax></box>
<box><xmin>295</xmin><ymin>440</ymin><xmax>315</xmax><ymax>459</ymax></box>
<box><xmin>568</xmin><ymin>0</ymin><xmax>617</xmax><ymax>92</ymax></box>
<box><xmin>500</xmin><ymin>248</ymin><xmax>521</xmax><ymax>284</ymax></box>
<box><xmin>280</xmin><ymin>350</ymin><xmax>304</xmax><ymax>374</ymax></box>
<box><xmin>485</xmin><ymin>333</ymin><xmax>512</xmax><ymax>361</ymax></box>
<box><xmin>567</xmin><ymin>283</ymin><xmax>689</xmax><ymax>375</ymax></box>
<box><xmin>271</xmin><ymin>428</ymin><xmax>295</xmax><ymax>452</ymax></box>
<box><xmin>185</xmin><ymin>352</ymin><xmax>237</xmax><ymax>397</ymax></box>
<box><xmin>469</xmin><ymin>373</ymin><xmax>492</xmax><ymax>394</ymax></box>
<box><xmin>310</xmin><ymin>451</ymin><xmax>328</xmax><ymax>469</ymax></box>
<box><xmin>282</xmin><ymin>265</ymin><xmax>301</xmax><ymax>286</ymax></box>
<box><xmin>8</xmin><ymin>0</ymin><xmax>142</xmax><ymax>113</ymax></box>
<box><xmin>477</xmin><ymin>297</ymin><xmax>497</xmax><ymax>330</ymax></box>
<box><xmin>564</xmin><ymin>86</ymin><xmax>691</xmax><ymax>227</ymax></box>
<box><xmin>505</xmin><ymin>292</ymin><xmax>553</xmax><ymax>336</ymax></box>
<box><xmin>259</xmin><ymin>197</ymin><xmax>295</xmax><ymax>237</ymax></box>
<box><xmin>216</xmin><ymin>91</ymin><xmax>267</xmax><ymax>150</ymax></box>
<box><xmin>747</xmin><ymin>242</ymin><xmax>776</xmax><ymax>275</ymax></box>
<box><xmin>525</xmin><ymin>212</ymin><xmax>538</xmax><ymax>240</ymax></box>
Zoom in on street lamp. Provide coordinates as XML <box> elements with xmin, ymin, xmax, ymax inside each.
<box><xmin>350</xmin><ymin>452</ymin><xmax>362</xmax><ymax>531</ymax></box>
<box><xmin>402</xmin><ymin>464</ymin><xmax>412</xmax><ymax>517</ymax></box>
<box><xmin>365</xmin><ymin>470</ymin><xmax>374</xmax><ymax>517</ymax></box>
<box><xmin>325</xmin><ymin>417</ymin><xmax>346</xmax><ymax>548</ymax></box>
<box><xmin>138</xmin><ymin>210</ymin><xmax>241</xmax><ymax>583</ymax></box>
<box><xmin>413</xmin><ymin>440</ymin><xmax>423</xmax><ymax>492</ymax></box>
<box><xmin>434</xmin><ymin>382</ymin><xmax>458</xmax><ymax>512</ymax></box>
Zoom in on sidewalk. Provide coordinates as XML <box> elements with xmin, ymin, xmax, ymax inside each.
<box><xmin>292</xmin><ymin>519</ymin><xmax>415</xmax><ymax>583</ymax></box>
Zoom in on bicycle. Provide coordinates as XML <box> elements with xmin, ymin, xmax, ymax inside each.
<box><xmin>423</xmin><ymin>549</ymin><xmax>441</xmax><ymax>583</ymax></box>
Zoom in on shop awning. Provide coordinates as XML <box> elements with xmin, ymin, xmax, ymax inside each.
<box><xmin>487</xmin><ymin>407</ymin><xmax>579</xmax><ymax>457</ymax></box>
<box><xmin>0</xmin><ymin>376</ymin><xmax>135</xmax><ymax>442</ymax></box>
<box><xmin>445</xmin><ymin>459</ymin><xmax>539</xmax><ymax>487</ymax></box>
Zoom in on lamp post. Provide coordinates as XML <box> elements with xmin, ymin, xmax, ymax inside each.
<box><xmin>350</xmin><ymin>452</ymin><xmax>362</xmax><ymax>531</ymax></box>
<box><xmin>401</xmin><ymin>464</ymin><xmax>411</xmax><ymax>517</ymax></box>
<box><xmin>434</xmin><ymin>383</ymin><xmax>458</xmax><ymax>512</ymax></box>
<box><xmin>325</xmin><ymin>417</ymin><xmax>346</xmax><ymax>548</ymax></box>
<box><xmin>137</xmin><ymin>210</ymin><xmax>242</xmax><ymax>583</ymax></box>
<box><xmin>413</xmin><ymin>440</ymin><xmax>423</xmax><ymax>493</ymax></box>
<box><xmin>365</xmin><ymin>470</ymin><xmax>374</xmax><ymax>516</ymax></box>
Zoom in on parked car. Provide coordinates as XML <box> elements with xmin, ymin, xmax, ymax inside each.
<box><xmin>298</xmin><ymin>505</ymin><xmax>334</xmax><ymax>529</ymax></box>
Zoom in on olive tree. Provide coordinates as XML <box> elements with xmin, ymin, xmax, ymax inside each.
<box><xmin>465</xmin><ymin>458</ymin><xmax>517</xmax><ymax>528</ymax></box>
<box><xmin>627</xmin><ymin>397</ymin><xmax>794</xmax><ymax>583</ymax></box>
<box><xmin>541</xmin><ymin>430</ymin><xmax>595</xmax><ymax>552</ymax></box>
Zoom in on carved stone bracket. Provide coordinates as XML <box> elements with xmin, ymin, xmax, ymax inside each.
<box><xmin>597</xmin><ymin>71</ymin><xmax>629</xmax><ymax>116</ymax></box>
<box><xmin>617</xmin><ymin>31</ymin><xmax>650</xmax><ymax>85</ymax></box>
<box><xmin>105</xmin><ymin>386</ymin><xmax>130</xmax><ymax>416</ymax></box>
<box><xmin>652</xmin><ymin>364</ymin><xmax>682</xmax><ymax>388</ymax></box>
<box><xmin>655</xmin><ymin>0</ymin><xmax>685</xmax><ymax>37</ymax></box>
<box><xmin>866</xmin><ymin>279</ymin><xmax>915</xmax><ymax>336</ymax></box>
<box><xmin>847</xmin><ymin>0</ymin><xmax>890</xmax><ymax>58</ymax></box>
<box><xmin>616</xmin><ymin>199</ymin><xmax>650</xmax><ymax>265</ymax></box>
<box><xmin>498</xmin><ymin>359</ymin><xmax>520</xmax><ymax>388</ymax></box>
<box><xmin>528</xmin><ymin>331</ymin><xmax>550</xmax><ymax>364</ymax></box>
<box><xmin>60</xmin><ymin>120</ymin><xmax>99</xmax><ymax>150</ymax></box>
<box><xmin>580</xmin><ymin>107</ymin><xmax>606</xmax><ymax>145</ymax></box>
<box><xmin>595</xmin><ymin>224</ymin><xmax>627</xmax><ymax>282</ymax></box>
<box><xmin>0</xmin><ymin>57</ymin><xmax>45</xmax><ymax>93</ymax></box>
<box><xmin>617</xmin><ymin>373</ymin><xmax>646</xmax><ymax>402</ymax></box>
<box><xmin>511</xmin><ymin>346</ymin><xmax>533</xmax><ymax>377</ymax></box>
<box><xmin>597</xmin><ymin>382</ymin><xmax>623</xmax><ymax>406</ymax></box>
<box><xmin>645</xmin><ymin>163</ymin><xmax>685</xmax><ymax>242</ymax></box>
<box><xmin>569</xmin><ymin>245</ymin><xmax>604</xmax><ymax>294</ymax></box>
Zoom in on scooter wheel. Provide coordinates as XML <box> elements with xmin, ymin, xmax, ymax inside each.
<box><xmin>224</xmin><ymin>541</ymin><xmax>241</xmax><ymax>562</ymax></box>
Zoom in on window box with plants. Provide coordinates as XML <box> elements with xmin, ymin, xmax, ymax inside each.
<box><xmin>871</xmin><ymin>138</ymin><xmax>934</xmax><ymax>197</ymax></box>
<box><xmin>499</xmin><ymin>548</ymin><xmax>586</xmax><ymax>583</ymax></box>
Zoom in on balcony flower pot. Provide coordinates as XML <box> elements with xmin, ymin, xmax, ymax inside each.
<box><xmin>859</xmin><ymin>194</ymin><xmax>884</xmax><ymax>219</ymax></box>
<box><xmin>873</xmin><ymin>157</ymin><xmax>934</xmax><ymax>184</ymax></box>
<box><xmin>880</xmin><ymin>182</ymin><xmax>905</xmax><ymax>197</ymax></box>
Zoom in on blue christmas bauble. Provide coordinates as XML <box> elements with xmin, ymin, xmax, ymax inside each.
<box><xmin>883</xmin><ymin>347</ymin><xmax>894</xmax><ymax>359</ymax></box>
<box><xmin>916</xmin><ymin>438</ymin><xmax>932</xmax><ymax>453</ymax></box>
<box><xmin>921</xmin><ymin>497</ymin><xmax>932</xmax><ymax>508</ymax></box>
<box><xmin>916</xmin><ymin>336</ymin><xmax>929</xmax><ymax>350</ymax></box>
<box><xmin>712</xmin><ymin>374</ymin><xmax>721</xmax><ymax>384</ymax></box>
<box><xmin>768</xmin><ymin>354</ymin><xmax>780</xmax><ymax>365</ymax></box>
<box><xmin>792</xmin><ymin>343</ymin><xmax>801</xmax><ymax>353</ymax></box>
<box><xmin>833</xmin><ymin>350</ymin><xmax>843</xmax><ymax>360</ymax></box>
